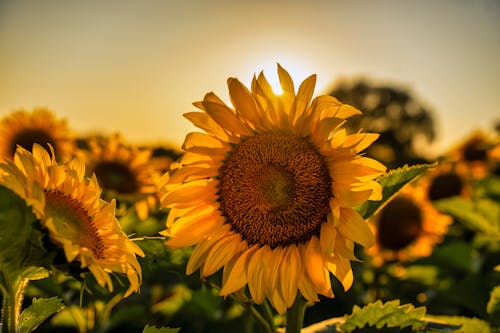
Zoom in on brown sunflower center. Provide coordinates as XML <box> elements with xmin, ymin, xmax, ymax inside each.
<box><xmin>44</xmin><ymin>190</ymin><xmax>105</xmax><ymax>259</ymax></box>
<box><xmin>10</xmin><ymin>129</ymin><xmax>56</xmax><ymax>157</ymax></box>
<box><xmin>428</xmin><ymin>172</ymin><xmax>463</xmax><ymax>201</ymax></box>
<box><xmin>377</xmin><ymin>196</ymin><xmax>423</xmax><ymax>251</ymax></box>
<box><xmin>463</xmin><ymin>141</ymin><xmax>488</xmax><ymax>162</ymax></box>
<box><xmin>218</xmin><ymin>133</ymin><xmax>332</xmax><ymax>248</ymax></box>
<box><xmin>93</xmin><ymin>161</ymin><xmax>139</xmax><ymax>194</ymax></box>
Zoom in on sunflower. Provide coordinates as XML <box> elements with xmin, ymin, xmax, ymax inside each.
<box><xmin>449</xmin><ymin>130</ymin><xmax>499</xmax><ymax>179</ymax></box>
<box><xmin>81</xmin><ymin>133</ymin><xmax>160</xmax><ymax>220</ymax></box>
<box><xmin>0</xmin><ymin>108</ymin><xmax>75</xmax><ymax>162</ymax></box>
<box><xmin>366</xmin><ymin>183</ymin><xmax>452</xmax><ymax>265</ymax></box>
<box><xmin>159</xmin><ymin>65</ymin><xmax>386</xmax><ymax>313</ymax></box>
<box><xmin>0</xmin><ymin>144</ymin><xmax>144</xmax><ymax>297</ymax></box>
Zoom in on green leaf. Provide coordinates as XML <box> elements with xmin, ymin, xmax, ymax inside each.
<box><xmin>487</xmin><ymin>285</ymin><xmax>500</xmax><ymax>327</ymax></box>
<box><xmin>19</xmin><ymin>297</ymin><xmax>64</xmax><ymax>333</ymax></box>
<box><xmin>355</xmin><ymin>163</ymin><xmax>435</xmax><ymax>219</ymax></box>
<box><xmin>142</xmin><ymin>325</ymin><xmax>181</xmax><ymax>333</ymax></box>
<box><xmin>426</xmin><ymin>316</ymin><xmax>489</xmax><ymax>333</ymax></box>
<box><xmin>0</xmin><ymin>185</ymin><xmax>39</xmax><ymax>265</ymax></box>
<box><xmin>339</xmin><ymin>300</ymin><xmax>427</xmax><ymax>332</ymax></box>
<box><xmin>433</xmin><ymin>197</ymin><xmax>500</xmax><ymax>237</ymax></box>
<box><xmin>0</xmin><ymin>186</ymin><xmax>49</xmax><ymax>293</ymax></box>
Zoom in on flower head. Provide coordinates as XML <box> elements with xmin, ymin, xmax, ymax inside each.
<box><xmin>0</xmin><ymin>144</ymin><xmax>144</xmax><ymax>297</ymax></box>
<box><xmin>80</xmin><ymin>133</ymin><xmax>160</xmax><ymax>220</ymax></box>
<box><xmin>159</xmin><ymin>65</ymin><xmax>386</xmax><ymax>313</ymax></box>
<box><xmin>367</xmin><ymin>183</ymin><xmax>452</xmax><ymax>265</ymax></box>
<box><xmin>0</xmin><ymin>108</ymin><xmax>75</xmax><ymax>162</ymax></box>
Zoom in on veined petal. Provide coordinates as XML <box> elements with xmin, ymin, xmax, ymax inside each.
<box><xmin>247</xmin><ymin>246</ymin><xmax>268</xmax><ymax>304</ymax></box>
<box><xmin>202</xmin><ymin>101</ymin><xmax>254</xmax><ymax>137</ymax></box>
<box><xmin>202</xmin><ymin>232</ymin><xmax>242</xmax><ymax>276</ymax></box>
<box><xmin>183</xmin><ymin>112</ymin><xmax>233</xmax><ymax>143</ymax></box>
<box><xmin>304</xmin><ymin>236</ymin><xmax>333</xmax><ymax>297</ymax></box>
<box><xmin>337</xmin><ymin>207</ymin><xmax>374</xmax><ymax>248</ymax></box>
<box><xmin>183</xmin><ymin>132</ymin><xmax>231</xmax><ymax>151</ymax></box>
<box><xmin>325</xmin><ymin>255</ymin><xmax>353</xmax><ymax>291</ymax></box>
<box><xmin>227</xmin><ymin>78</ymin><xmax>262</xmax><ymax>129</ymax></box>
<box><xmin>280</xmin><ymin>245</ymin><xmax>300</xmax><ymax>308</ymax></box>
<box><xmin>220</xmin><ymin>245</ymin><xmax>257</xmax><ymax>296</ymax></box>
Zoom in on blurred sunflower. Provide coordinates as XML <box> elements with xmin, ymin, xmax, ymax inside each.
<box><xmin>0</xmin><ymin>108</ymin><xmax>75</xmax><ymax>162</ymax></box>
<box><xmin>0</xmin><ymin>144</ymin><xmax>144</xmax><ymax>297</ymax></box>
<box><xmin>424</xmin><ymin>161</ymin><xmax>468</xmax><ymax>202</ymax></box>
<box><xmin>159</xmin><ymin>65</ymin><xmax>386</xmax><ymax>313</ymax></box>
<box><xmin>81</xmin><ymin>133</ymin><xmax>160</xmax><ymax>220</ymax></box>
<box><xmin>367</xmin><ymin>183</ymin><xmax>452</xmax><ymax>265</ymax></box>
<box><xmin>449</xmin><ymin>130</ymin><xmax>499</xmax><ymax>179</ymax></box>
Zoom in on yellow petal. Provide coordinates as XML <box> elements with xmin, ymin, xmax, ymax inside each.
<box><xmin>277</xmin><ymin>63</ymin><xmax>295</xmax><ymax>96</ymax></box>
<box><xmin>290</xmin><ymin>74</ymin><xmax>316</xmax><ymax>124</ymax></box>
<box><xmin>325</xmin><ymin>255</ymin><xmax>353</xmax><ymax>291</ymax></box>
<box><xmin>337</xmin><ymin>208</ymin><xmax>374</xmax><ymax>248</ymax></box>
<box><xmin>220</xmin><ymin>245</ymin><xmax>257</xmax><ymax>296</ymax></box>
<box><xmin>183</xmin><ymin>112</ymin><xmax>232</xmax><ymax>143</ymax></box>
<box><xmin>186</xmin><ymin>225</ymin><xmax>230</xmax><ymax>275</ymax></box>
<box><xmin>319</xmin><ymin>218</ymin><xmax>337</xmax><ymax>256</ymax></box>
<box><xmin>202</xmin><ymin>101</ymin><xmax>253</xmax><ymax>137</ymax></box>
<box><xmin>227</xmin><ymin>78</ymin><xmax>261</xmax><ymax>129</ymax></box>
<box><xmin>183</xmin><ymin>132</ymin><xmax>230</xmax><ymax>150</ymax></box>
<box><xmin>304</xmin><ymin>236</ymin><xmax>332</xmax><ymax>297</ymax></box>
<box><xmin>202</xmin><ymin>233</ymin><xmax>241</xmax><ymax>276</ymax></box>
<box><xmin>280</xmin><ymin>245</ymin><xmax>300</xmax><ymax>308</ymax></box>
<box><xmin>247</xmin><ymin>246</ymin><xmax>267</xmax><ymax>304</ymax></box>
<box><xmin>166</xmin><ymin>210</ymin><xmax>223</xmax><ymax>249</ymax></box>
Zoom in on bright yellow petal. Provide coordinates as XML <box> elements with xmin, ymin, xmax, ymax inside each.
<box><xmin>337</xmin><ymin>208</ymin><xmax>374</xmax><ymax>248</ymax></box>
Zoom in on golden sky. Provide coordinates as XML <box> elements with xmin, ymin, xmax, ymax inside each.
<box><xmin>0</xmin><ymin>0</ymin><xmax>499</xmax><ymax>155</ymax></box>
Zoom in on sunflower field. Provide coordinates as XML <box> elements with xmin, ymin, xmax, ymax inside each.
<box><xmin>0</xmin><ymin>66</ymin><xmax>499</xmax><ymax>333</ymax></box>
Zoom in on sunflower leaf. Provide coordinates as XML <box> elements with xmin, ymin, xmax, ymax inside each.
<box><xmin>19</xmin><ymin>297</ymin><xmax>64</xmax><ymax>333</ymax></box>
<box><xmin>487</xmin><ymin>285</ymin><xmax>500</xmax><ymax>327</ymax></box>
<box><xmin>0</xmin><ymin>185</ymin><xmax>49</xmax><ymax>281</ymax></box>
<box><xmin>425</xmin><ymin>316</ymin><xmax>489</xmax><ymax>333</ymax></box>
<box><xmin>355</xmin><ymin>163</ymin><xmax>435</xmax><ymax>219</ymax></box>
<box><xmin>142</xmin><ymin>325</ymin><xmax>181</xmax><ymax>333</ymax></box>
<box><xmin>433</xmin><ymin>197</ymin><xmax>500</xmax><ymax>237</ymax></box>
<box><xmin>339</xmin><ymin>300</ymin><xmax>427</xmax><ymax>332</ymax></box>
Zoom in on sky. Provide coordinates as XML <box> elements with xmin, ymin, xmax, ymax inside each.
<box><xmin>0</xmin><ymin>0</ymin><xmax>499</xmax><ymax>156</ymax></box>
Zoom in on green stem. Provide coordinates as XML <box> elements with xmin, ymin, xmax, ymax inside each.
<box><xmin>1</xmin><ymin>278</ymin><xmax>27</xmax><ymax>333</ymax></box>
<box><xmin>285</xmin><ymin>296</ymin><xmax>307</xmax><ymax>333</ymax></box>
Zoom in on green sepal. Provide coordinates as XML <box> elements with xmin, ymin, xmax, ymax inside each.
<box><xmin>355</xmin><ymin>163</ymin><xmax>435</xmax><ymax>219</ymax></box>
<box><xmin>19</xmin><ymin>297</ymin><xmax>64</xmax><ymax>333</ymax></box>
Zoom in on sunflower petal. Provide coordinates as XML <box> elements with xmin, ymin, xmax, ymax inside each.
<box><xmin>337</xmin><ymin>208</ymin><xmax>374</xmax><ymax>248</ymax></box>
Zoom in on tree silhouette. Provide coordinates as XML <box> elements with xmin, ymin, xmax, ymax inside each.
<box><xmin>329</xmin><ymin>79</ymin><xmax>436</xmax><ymax>168</ymax></box>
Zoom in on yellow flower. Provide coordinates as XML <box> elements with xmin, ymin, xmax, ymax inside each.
<box><xmin>159</xmin><ymin>65</ymin><xmax>386</xmax><ymax>313</ymax></box>
<box><xmin>80</xmin><ymin>133</ymin><xmax>160</xmax><ymax>220</ymax></box>
<box><xmin>0</xmin><ymin>144</ymin><xmax>144</xmax><ymax>297</ymax></box>
<box><xmin>367</xmin><ymin>183</ymin><xmax>452</xmax><ymax>265</ymax></box>
<box><xmin>0</xmin><ymin>108</ymin><xmax>75</xmax><ymax>162</ymax></box>
<box><xmin>448</xmin><ymin>130</ymin><xmax>499</xmax><ymax>179</ymax></box>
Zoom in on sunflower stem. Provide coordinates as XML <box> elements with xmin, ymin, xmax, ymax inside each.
<box><xmin>0</xmin><ymin>277</ymin><xmax>27</xmax><ymax>333</ymax></box>
<box><xmin>285</xmin><ymin>295</ymin><xmax>307</xmax><ymax>333</ymax></box>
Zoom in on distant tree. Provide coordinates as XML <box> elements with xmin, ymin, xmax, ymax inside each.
<box><xmin>329</xmin><ymin>79</ymin><xmax>436</xmax><ymax>168</ymax></box>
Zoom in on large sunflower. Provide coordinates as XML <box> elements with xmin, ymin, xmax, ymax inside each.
<box><xmin>366</xmin><ymin>183</ymin><xmax>452</xmax><ymax>265</ymax></box>
<box><xmin>80</xmin><ymin>133</ymin><xmax>160</xmax><ymax>220</ymax></box>
<box><xmin>0</xmin><ymin>108</ymin><xmax>75</xmax><ymax>162</ymax></box>
<box><xmin>0</xmin><ymin>144</ymin><xmax>144</xmax><ymax>297</ymax></box>
<box><xmin>159</xmin><ymin>65</ymin><xmax>386</xmax><ymax>313</ymax></box>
